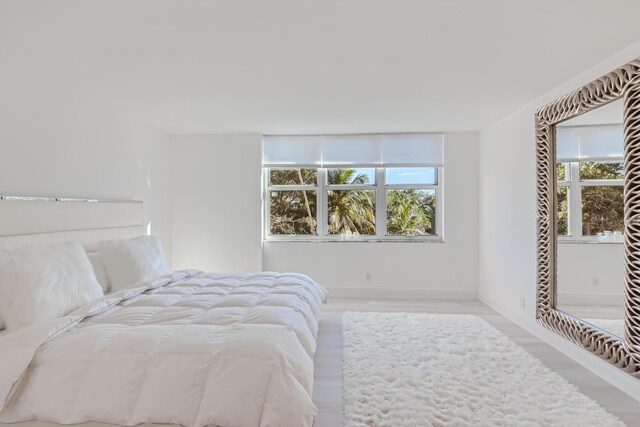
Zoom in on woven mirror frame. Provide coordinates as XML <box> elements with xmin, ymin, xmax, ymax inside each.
<box><xmin>536</xmin><ymin>58</ymin><xmax>640</xmax><ymax>376</ymax></box>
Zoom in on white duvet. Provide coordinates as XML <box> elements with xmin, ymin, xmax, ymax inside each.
<box><xmin>0</xmin><ymin>270</ymin><xmax>328</xmax><ymax>427</ymax></box>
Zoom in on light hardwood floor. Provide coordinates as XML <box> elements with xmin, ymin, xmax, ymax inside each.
<box><xmin>312</xmin><ymin>299</ymin><xmax>640</xmax><ymax>427</ymax></box>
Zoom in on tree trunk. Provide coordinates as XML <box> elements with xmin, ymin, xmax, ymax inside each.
<box><xmin>297</xmin><ymin>168</ymin><xmax>316</xmax><ymax>233</ymax></box>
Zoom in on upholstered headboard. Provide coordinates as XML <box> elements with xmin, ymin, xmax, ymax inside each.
<box><xmin>0</xmin><ymin>197</ymin><xmax>143</xmax><ymax>251</ymax></box>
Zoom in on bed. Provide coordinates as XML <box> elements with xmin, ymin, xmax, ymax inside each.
<box><xmin>0</xmin><ymin>197</ymin><xmax>327</xmax><ymax>427</ymax></box>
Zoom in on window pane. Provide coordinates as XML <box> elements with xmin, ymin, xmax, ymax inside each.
<box><xmin>579</xmin><ymin>162</ymin><xmax>624</xmax><ymax>180</ymax></box>
<box><xmin>386</xmin><ymin>189</ymin><xmax>436</xmax><ymax>236</ymax></box>
<box><xmin>386</xmin><ymin>167</ymin><xmax>436</xmax><ymax>185</ymax></box>
<box><xmin>269</xmin><ymin>190</ymin><xmax>317</xmax><ymax>235</ymax></box>
<box><xmin>327</xmin><ymin>190</ymin><xmax>375</xmax><ymax>235</ymax></box>
<box><xmin>581</xmin><ymin>186</ymin><xmax>624</xmax><ymax>236</ymax></box>
<box><xmin>556</xmin><ymin>163</ymin><xmax>567</xmax><ymax>181</ymax></box>
<box><xmin>557</xmin><ymin>187</ymin><xmax>569</xmax><ymax>235</ymax></box>
<box><xmin>269</xmin><ymin>168</ymin><xmax>317</xmax><ymax>186</ymax></box>
<box><xmin>327</xmin><ymin>168</ymin><xmax>375</xmax><ymax>185</ymax></box>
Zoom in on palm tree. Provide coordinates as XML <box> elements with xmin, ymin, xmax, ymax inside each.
<box><xmin>269</xmin><ymin>168</ymin><xmax>318</xmax><ymax>235</ymax></box>
<box><xmin>386</xmin><ymin>190</ymin><xmax>434</xmax><ymax>236</ymax></box>
<box><xmin>327</xmin><ymin>169</ymin><xmax>375</xmax><ymax>235</ymax></box>
<box><xmin>296</xmin><ymin>168</ymin><xmax>315</xmax><ymax>234</ymax></box>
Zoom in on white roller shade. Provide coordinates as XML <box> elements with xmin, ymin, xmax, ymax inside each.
<box><xmin>556</xmin><ymin>127</ymin><xmax>579</xmax><ymax>161</ymax></box>
<box><xmin>381</xmin><ymin>133</ymin><xmax>444</xmax><ymax>167</ymax></box>
<box><xmin>262</xmin><ymin>135</ymin><xmax>322</xmax><ymax>167</ymax></box>
<box><xmin>262</xmin><ymin>133</ymin><xmax>444</xmax><ymax>167</ymax></box>
<box><xmin>322</xmin><ymin>134</ymin><xmax>382</xmax><ymax>167</ymax></box>
<box><xmin>556</xmin><ymin>124</ymin><xmax>623</xmax><ymax>162</ymax></box>
<box><xmin>579</xmin><ymin>125</ymin><xmax>624</xmax><ymax>160</ymax></box>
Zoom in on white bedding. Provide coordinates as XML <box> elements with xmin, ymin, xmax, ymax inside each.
<box><xmin>0</xmin><ymin>270</ymin><xmax>327</xmax><ymax>427</ymax></box>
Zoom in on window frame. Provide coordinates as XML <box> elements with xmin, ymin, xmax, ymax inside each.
<box><xmin>263</xmin><ymin>167</ymin><xmax>443</xmax><ymax>242</ymax></box>
<box><xmin>557</xmin><ymin>160</ymin><xmax>624</xmax><ymax>243</ymax></box>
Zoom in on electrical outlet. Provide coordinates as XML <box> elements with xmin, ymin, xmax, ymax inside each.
<box><xmin>592</xmin><ymin>278</ymin><xmax>600</xmax><ymax>287</ymax></box>
<box><xmin>365</xmin><ymin>272</ymin><xmax>373</xmax><ymax>282</ymax></box>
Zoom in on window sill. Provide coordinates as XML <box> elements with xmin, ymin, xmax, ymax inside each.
<box><xmin>558</xmin><ymin>239</ymin><xmax>623</xmax><ymax>245</ymax></box>
<box><xmin>263</xmin><ymin>237</ymin><xmax>444</xmax><ymax>243</ymax></box>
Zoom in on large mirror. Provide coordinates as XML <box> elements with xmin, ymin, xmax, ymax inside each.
<box><xmin>555</xmin><ymin>99</ymin><xmax>625</xmax><ymax>338</ymax></box>
<box><xmin>535</xmin><ymin>58</ymin><xmax>640</xmax><ymax>375</ymax></box>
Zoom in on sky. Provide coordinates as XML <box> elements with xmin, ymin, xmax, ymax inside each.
<box><xmin>354</xmin><ymin>167</ymin><xmax>436</xmax><ymax>185</ymax></box>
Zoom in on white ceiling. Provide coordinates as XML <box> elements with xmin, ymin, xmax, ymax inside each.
<box><xmin>2</xmin><ymin>0</ymin><xmax>640</xmax><ymax>134</ymax></box>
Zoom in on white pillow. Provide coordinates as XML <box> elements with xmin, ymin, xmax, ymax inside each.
<box><xmin>87</xmin><ymin>252</ymin><xmax>111</xmax><ymax>293</ymax></box>
<box><xmin>98</xmin><ymin>235</ymin><xmax>170</xmax><ymax>292</ymax></box>
<box><xmin>0</xmin><ymin>241</ymin><xmax>104</xmax><ymax>331</ymax></box>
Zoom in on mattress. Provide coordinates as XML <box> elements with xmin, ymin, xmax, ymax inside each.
<box><xmin>0</xmin><ymin>270</ymin><xmax>327</xmax><ymax>427</ymax></box>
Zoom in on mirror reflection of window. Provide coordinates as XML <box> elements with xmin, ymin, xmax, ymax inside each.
<box><xmin>580</xmin><ymin>162</ymin><xmax>624</xmax><ymax>237</ymax></box>
<box><xmin>556</xmin><ymin>106</ymin><xmax>624</xmax><ymax>242</ymax></box>
<box><xmin>556</xmin><ymin>161</ymin><xmax>624</xmax><ymax>239</ymax></box>
<box><xmin>555</xmin><ymin>99</ymin><xmax>625</xmax><ymax>339</ymax></box>
<box><xmin>556</xmin><ymin>163</ymin><xmax>569</xmax><ymax>236</ymax></box>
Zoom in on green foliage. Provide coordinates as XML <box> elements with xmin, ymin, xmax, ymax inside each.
<box><xmin>269</xmin><ymin>168</ymin><xmax>319</xmax><ymax>235</ymax></box>
<box><xmin>581</xmin><ymin>186</ymin><xmax>623</xmax><ymax>235</ymax></box>
<box><xmin>327</xmin><ymin>169</ymin><xmax>375</xmax><ymax>235</ymax></box>
<box><xmin>270</xmin><ymin>190</ymin><xmax>317</xmax><ymax>235</ymax></box>
<box><xmin>327</xmin><ymin>169</ymin><xmax>369</xmax><ymax>185</ymax></box>
<box><xmin>386</xmin><ymin>190</ymin><xmax>435</xmax><ymax>236</ymax></box>
<box><xmin>556</xmin><ymin>163</ymin><xmax>567</xmax><ymax>181</ymax></box>
<box><xmin>579</xmin><ymin>162</ymin><xmax>623</xmax><ymax>180</ymax></box>
<box><xmin>270</xmin><ymin>168</ymin><xmax>317</xmax><ymax>185</ymax></box>
<box><xmin>556</xmin><ymin>187</ymin><xmax>568</xmax><ymax>235</ymax></box>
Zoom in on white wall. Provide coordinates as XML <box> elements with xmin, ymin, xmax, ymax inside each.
<box><xmin>557</xmin><ymin>243</ymin><xmax>624</xmax><ymax>306</ymax></box>
<box><xmin>0</xmin><ymin>93</ymin><xmax>173</xmax><ymax>259</ymax></box>
<box><xmin>478</xmin><ymin>41</ymin><xmax>640</xmax><ymax>398</ymax></box>
<box><xmin>263</xmin><ymin>132</ymin><xmax>479</xmax><ymax>298</ymax></box>
<box><xmin>170</xmin><ymin>134</ymin><xmax>262</xmax><ymax>272</ymax></box>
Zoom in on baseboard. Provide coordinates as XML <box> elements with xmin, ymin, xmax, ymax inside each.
<box><xmin>327</xmin><ymin>287</ymin><xmax>478</xmax><ymax>301</ymax></box>
<box><xmin>479</xmin><ymin>293</ymin><xmax>640</xmax><ymax>402</ymax></box>
<box><xmin>556</xmin><ymin>292</ymin><xmax>624</xmax><ymax>307</ymax></box>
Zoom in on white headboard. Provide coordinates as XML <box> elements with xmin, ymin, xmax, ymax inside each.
<box><xmin>0</xmin><ymin>197</ymin><xmax>143</xmax><ymax>252</ymax></box>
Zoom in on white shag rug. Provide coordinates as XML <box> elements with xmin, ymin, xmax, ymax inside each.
<box><xmin>343</xmin><ymin>312</ymin><xmax>625</xmax><ymax>427</ymax></box>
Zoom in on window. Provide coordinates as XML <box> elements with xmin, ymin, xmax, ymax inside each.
<box><xmin>556</xmin><ymin>124</ymin><xmax>624</xmax><ymax>241</ymax></box>
<box><xmin>266</xmin><ymin>167</ymin><xmax>440</xmax><ymax>240</ymax></box>
<box><xmin>263</xmin><ymin>133</ymin><xmax>444</xmax><ymax>241</ymax></box>
<box><xmin>557</xmin><ymin>161</ymin><xmax>624</xmax><ymax>240</ymax></box>
<box><xmin>326</xmin><ymin>168</ymin><xmax>376</xmax><ymax>236</ymax></box>
<box><xmin>268</xmin><ymin>167</ymin><xmax>318</xmax><ymax>236</ymax></box>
